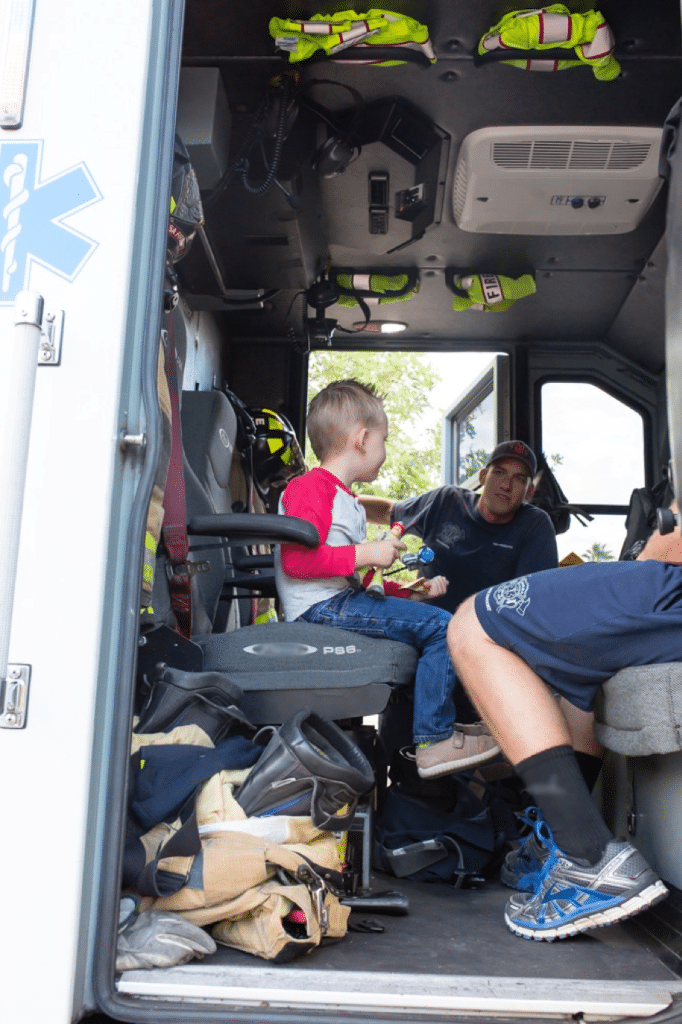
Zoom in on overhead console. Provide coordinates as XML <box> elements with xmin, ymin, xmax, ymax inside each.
<box><xmin>305</xmin><ymin>90</ymin><xmax>450</xmax><ymax>253</ymax></box>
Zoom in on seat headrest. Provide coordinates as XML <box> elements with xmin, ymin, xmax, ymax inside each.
<box><xmin>181</xmin><ymin>390</ymin><xmax>237</xmax><ymax>491</ymax></box>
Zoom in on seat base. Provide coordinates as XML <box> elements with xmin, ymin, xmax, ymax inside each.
<box><xmin>196</xmin><ymin>621</ymin><xmax>417</xmax><ymax>724</ymax></box>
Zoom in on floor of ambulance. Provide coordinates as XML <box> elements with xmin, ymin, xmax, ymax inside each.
<box><xmin>118</xmin><ymin>874</ymin><xmax>682</xmax><ymax>1019</ymax></box>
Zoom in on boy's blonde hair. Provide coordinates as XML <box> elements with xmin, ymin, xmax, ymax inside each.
<box><xmin>307</xmin><ymin>379</ymin><xmax>386</xmax><ymax>461</ymax></box>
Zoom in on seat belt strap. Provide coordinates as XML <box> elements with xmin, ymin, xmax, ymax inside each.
<box><xmin>161</xmin><ymin>321</ymin><xmax>193</xmax><ymax>638</ymax></box>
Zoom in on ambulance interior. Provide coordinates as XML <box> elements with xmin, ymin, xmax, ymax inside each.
<box><xmin>108</xmin><ymin>2</ymin><xmax>682</xmax><ymax>1021</ymax></box>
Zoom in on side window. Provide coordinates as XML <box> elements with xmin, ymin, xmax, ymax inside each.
<box><xmin>540</xmin><ymin>382</ymin><xmax>645</xmax><ymax>560</ymax></box>
<box><xmin>443</xmin><ymin>355</ymin><xmax>509</xmax><ymax>486</ymax></box>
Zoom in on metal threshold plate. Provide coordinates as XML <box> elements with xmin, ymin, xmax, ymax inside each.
<box><xmin>118</xmin><ymin>966</ymin><xmax>682</xmax><ymax>1019</ymax></box>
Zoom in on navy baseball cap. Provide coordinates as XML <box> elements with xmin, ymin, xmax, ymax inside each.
<box><xmin>485</xmin><ymin>441</ymin><xmax>537</xmax><ymax>477</ymax></box>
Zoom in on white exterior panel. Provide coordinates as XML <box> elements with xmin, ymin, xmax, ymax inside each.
<box><xmin>0</xmin><ymin>1</ymin><xmax>166</xmax><ymax>1021</ymax></box>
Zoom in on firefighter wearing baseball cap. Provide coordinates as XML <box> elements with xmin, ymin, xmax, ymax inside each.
<box><xmin>359</xmin><ymin>440</ymin><xmax>555</xmax><ymax>618</ymax></box>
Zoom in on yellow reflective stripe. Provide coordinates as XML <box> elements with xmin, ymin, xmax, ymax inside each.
<box><xmin>142</xmin><ymin>530</ymin><xmax>158</xmax><ymax>588</ymax></box>
<box><xmin>255</xmin><ymin>608</ymin><xmax>278</xmax><ymax>625</ymax></box>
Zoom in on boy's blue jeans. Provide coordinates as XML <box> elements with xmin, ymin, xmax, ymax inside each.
<box><xmin>299</xmin><ymin>588</ymin><xmax>456</xmax><ymax>744</ymax></box>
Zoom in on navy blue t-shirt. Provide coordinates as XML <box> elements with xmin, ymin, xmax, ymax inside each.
<box><xmin>393</xmin><ymin>486</ymin><xmax>558</xmax><ymax>614</ymax></box>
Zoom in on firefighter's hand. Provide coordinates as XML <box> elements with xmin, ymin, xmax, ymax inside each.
<box><xmin>356</xmin><ymin>537</ymin><xmax>406</xmax><ymax>570</ymax></box>
<box><xmin>409</xmin><ymin>575</ymin><xmax>449</xmax><ymax>601</ymax></box>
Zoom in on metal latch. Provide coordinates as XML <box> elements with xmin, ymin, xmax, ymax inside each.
<box><xmin>167</xmin><ymin>560</ymin><xmax>211</xmax><ymax>581</ymax></box>
<box><xmin>38</xmin><ymin>308</ymin><xmax>64</xmax><ymax>365</ymax></box>
<box><xmin>1</xmin><ymin>664</ymin><xmax>30</xmax><ymax>728</ymax></box>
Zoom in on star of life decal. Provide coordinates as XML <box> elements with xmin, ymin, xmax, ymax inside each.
<box><xmin>1</xmin><ymin>140</ymin><xmax>101</xmax><ymax>305</ymax></box>
<box><xmin>490</xmin><ymin>575</ymin><xmax>531</xmax><ymax>616</ymax></box>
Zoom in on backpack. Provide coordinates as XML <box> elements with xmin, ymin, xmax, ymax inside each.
<box><xmin>373</xmin><ymin>777</ymin><xmax>520</xmax><ymax>887</ymax></box>
<box><xmin>531</xmin><ymin>451</ymin><xmax>592</xmax><ymax>535</ymax></box>
<box><xmin>619</xmin><ymin>473</ymin><xmax>674</xmax><ymax>559</ymax></box>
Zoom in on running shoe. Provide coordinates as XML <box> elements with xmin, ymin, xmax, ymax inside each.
<box><xmin>500</xmin><ymin>807</ymin><xmax>552</xmax><ymax>892</ymax></box>
<box><xmin>504</xmin><ymin>833</ymin><xmax>668</xmax><ymax>941</ymax></box>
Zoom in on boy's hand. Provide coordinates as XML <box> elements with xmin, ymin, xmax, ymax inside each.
<box><xmin>355</xmin><ymin>537</ymin><xmax>406</xmax><ymax>570</ymax></box>
<box><xmin>409</xmin><ymin>575</ymin><xmax>449</xmax><ymax>601</ymax></box>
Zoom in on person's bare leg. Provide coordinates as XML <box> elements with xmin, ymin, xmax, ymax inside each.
<box><xmin>447</xmin><ymin>596</ymin><xmax>666</xmax><ymax>941</ymax></box>
<box><xmin>447</xmin><ymin>596</ymin><xmax>570</xmax><ymax>764</ymax></box>
<box><xmin>560</xmin><ymin>698</ymin><xmax>603</xmax><ymax>758</ymax></box>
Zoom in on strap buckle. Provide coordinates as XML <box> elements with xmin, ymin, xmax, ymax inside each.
<box><xmin>167</xmin><ymin>560</ymin><xmax>210</xmax><ymax>582</ymax></box>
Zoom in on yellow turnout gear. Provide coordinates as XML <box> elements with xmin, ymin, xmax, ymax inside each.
<box><xmin>479</xmin><ymin>6</ymin><xmax>620</xmax><ymax>81</ymax></box>
<box><xmin>269</xmin><ymin>10</ymin><xmax>436</xmax><ymax>66</ymax></box>
<box><xmin>452</xmin><ymin>274</ymin><xmax>536</xmax><ymax>313</ymax></box>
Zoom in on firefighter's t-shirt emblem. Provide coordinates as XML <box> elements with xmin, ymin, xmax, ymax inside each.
<box><xmin>489</xmin><ymin>576</ymin><xmax>530</xmax><ymax>616</ymax></box>
<box><xmin>1</xmin><ymin>140</ymin><xmax>101</xmax><ymax>304</ymax></box>
<box><xmin>437</xmin><ymin>523</ymin><xmax>465</xmax><ymax>546</ymax></box>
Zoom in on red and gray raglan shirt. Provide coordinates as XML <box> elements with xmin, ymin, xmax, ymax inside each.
<box><xmin>275</xmin><ymin>466</ymin><xmax>407</xmax><ymax>621</ymax></box>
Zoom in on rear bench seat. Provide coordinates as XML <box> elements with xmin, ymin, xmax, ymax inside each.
<box><xmin>595</xmin><ymin>664</ymin><xmax>682</xmax><ymax>754</ymax></box>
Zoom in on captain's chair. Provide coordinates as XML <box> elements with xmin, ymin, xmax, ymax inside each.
<box><xmin>164</xmin><ymin>388</ymin><xmax>417</xmax><ymax>725</ymax></box>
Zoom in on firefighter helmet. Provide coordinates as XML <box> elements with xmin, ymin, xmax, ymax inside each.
<box><xmin>167</xmin><ymin>135</ymin><xmax>204</xmax><ymax>264</ymax></box>
<box><xmin>249</xmin><ymin>407</ymin><xmax>306</xmax><ymax>492</ymax></box>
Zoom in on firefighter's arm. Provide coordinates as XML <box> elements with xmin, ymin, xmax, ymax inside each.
<box><xmin>636</xmin><ymin>502</ymin><xmax>682</xmax><ymax>563</ymax></box>
<box><xmin>357</xmin><ymin>495</ymin><xmax>394</xmax><ymax>526</ymax></box>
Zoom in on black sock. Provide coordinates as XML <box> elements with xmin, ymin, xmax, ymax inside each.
<box><xmin>515</xmin><ymin>745</ymin><xmax>613</xmax><ymax>864</ymax></box>
<box><xmin>574</xmin><ymin>750</ymin><xmax>604</xmax><ymax>792</ymax></box>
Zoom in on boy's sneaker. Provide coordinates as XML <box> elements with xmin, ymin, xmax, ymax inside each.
<box><xmin>500</xmin><ymin>807</ymin><xmax>552</xmax><ymax>892</ymax></box>
<box><xmin>416</xmin><ymin>723</ymin><xmax>500</xmax><ymax>778</ymax></box>
<box><xmin>504</xmin><ymin>834</ymin><xmax>668</xmax><ymax>941</ymax></box>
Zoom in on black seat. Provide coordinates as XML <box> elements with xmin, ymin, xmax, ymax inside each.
<box><xmin>175</xmin><ymin>388</ymin><xmax>417</xmax><ymax>724</ymax></box>
<box><xmin>196</xmin><ymin>620</ymin><xmax>417</xmax><ymax>725</ymax></box>
<box><xmin>181</xmin><ymin>388</ymin><xmax>247</xmax><ymax>631</ymax></box>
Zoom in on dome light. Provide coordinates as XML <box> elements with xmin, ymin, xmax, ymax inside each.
<box><xmin>352</xmin><ymin>321</ymin><xmax>408</xmax><ymax>334</ymax></box>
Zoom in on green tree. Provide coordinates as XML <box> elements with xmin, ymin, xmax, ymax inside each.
<box><xmin>459</xmin><ymin>402</ymin><xmax>565</xmax><ymax>482</ymax></box>
<box><xmin>457</xmin><ymin>406</ymin><xmax>488</xmax><ymax>481</ymax></box>
<box><xmin>460</xmin><ymin>445</ymin><xmax>490</xmax><ymax>480</ymax></box>
<box><xmin>581</xmin><ymin>542</ymin><xmax>614</xmax><ymax>562</ymax></box>
<box><xmin>307</xmin><ymin>350</ymin><xmax>443</xmax><ymax>499</ymax></box>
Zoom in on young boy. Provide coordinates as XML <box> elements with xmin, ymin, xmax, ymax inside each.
<box><xmin>274</xmin><ymin>378</ymin><xmax>499</xmax><ymax>778</ymax></box>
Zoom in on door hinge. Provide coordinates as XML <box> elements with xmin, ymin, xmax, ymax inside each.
<box><xmin>1</xmin><ymin>664</ymin><xmax>30</xmax><ymax>728</ymax></box>
<box><xmin>38</xmin><ymin>308</ymin><xmax>64</xmax><ymax>365</ymax></box>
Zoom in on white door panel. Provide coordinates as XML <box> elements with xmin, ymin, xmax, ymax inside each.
<box><xmin>0</xmin><ymin>1</ymin><xmax>176</xmax><ymax>1021</ymax></box>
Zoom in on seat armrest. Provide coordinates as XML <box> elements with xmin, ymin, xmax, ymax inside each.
<box><xmin>231</xmin><ymin>552</ymin><xmax>274</xmax><ymax>571</ymax></box>
<box><xmin>223</xmin><ymin>574</ymin><xmax>277</xmax><ymax>595</ymax></box>
<box><xmin>187</xmin><ymin>512</ymin><xmax>319</xmax><ymax>548</ymax></box>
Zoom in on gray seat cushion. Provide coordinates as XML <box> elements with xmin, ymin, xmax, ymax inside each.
<box><xmin>594</xmin><ymin>663</ymin><xmax>682</xmax><ymax>755</ymax></box>
<box><xmin>197</xmin><ymin>621</ymin><xmax>417</xmax><ymax>724</ymax></box>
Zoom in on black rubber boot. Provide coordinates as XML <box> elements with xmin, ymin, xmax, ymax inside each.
<box><xmin>135</xmin><ymin>663</ymin><xmax>255</xmax><ymax>742</ymax></box>
<box><xmin>236</xmin><ymin>709</ymin><xmax>375</xmax><ymax>829</ymax></box>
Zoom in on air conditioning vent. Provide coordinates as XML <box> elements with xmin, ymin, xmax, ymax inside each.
<box><xmin>569</xmin><ymin>143</ymin><xmax>612</xmax><ymax>169</ymax></box>
<box><xmin>492</xmin><ymin>139</ymin><xmax>652</xmax><ymax>172</ymax></box>
<box><xmin>532</xmin><ymin>141</ymin><xmax>572</xmax><ymax>168</ymax></box>
<box><xmin>452</xmin><ymin>159</ymin><xmax>469</xmax><ymax>222</ymax></box>
<box><xmin>492</xmin><ymin>142</ymin><xmax>533</xmax><ymax>168</ymax></box>
<box><xmin>455</xmin><ymin>126</ymin><xmax>663</xmax><ymax>235</ymax></box>
<box><xmin>608</xmin><ymin>144</ymin><xmax>653</xmax><ymax>170</ymax></box>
